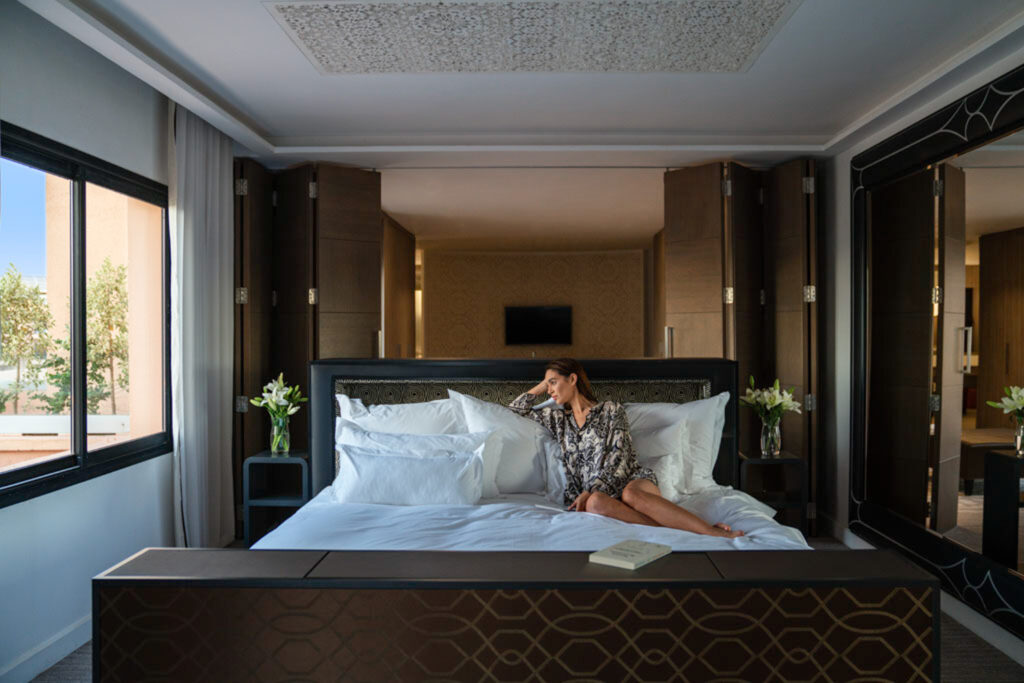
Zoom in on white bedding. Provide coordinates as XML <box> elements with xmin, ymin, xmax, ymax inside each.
<box><xmin>253</xmin><ymin>486</ymin><xmax>811</xmax><ymax>552</ymax></box>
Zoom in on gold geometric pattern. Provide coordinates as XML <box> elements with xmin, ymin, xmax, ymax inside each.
<box><xmin>333</xmin><ymin>378</ymin><xmax>711</xmax><ymax>408</ymax></box>
<box><xmin>97</xmin><ymin>585</ymin><xmax>933</xmax><ymax>682</ymax></box>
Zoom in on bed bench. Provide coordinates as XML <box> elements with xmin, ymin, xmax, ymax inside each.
<box><xmin>93</xmin><ymin>547</ymin><xmax>938</xmax><ymax>682</ymax></box>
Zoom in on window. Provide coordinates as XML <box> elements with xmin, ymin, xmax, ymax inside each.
<box><xmin>0</xmin><ymin>122</ymin><xmax>170</xmax><ymax>505</ymax></box>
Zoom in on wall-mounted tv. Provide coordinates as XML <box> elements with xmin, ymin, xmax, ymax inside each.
<box><xmin>505</xmin><ymin>306</ymin><xmax>572</xmax><ymax>345</ymax></box>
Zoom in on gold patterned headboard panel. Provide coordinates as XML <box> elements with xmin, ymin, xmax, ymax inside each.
<box><xmin>332</xmin><ymin>378</ymin><xmax>711</xmax><ymax>407</ymax></box>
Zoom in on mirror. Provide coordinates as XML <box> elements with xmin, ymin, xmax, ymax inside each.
<box><xmin>865</xmin><ymin>131</ymin><xmax>1024</xmax><ymax>572</ymax></box>
<box><xmin>852</xmin><ymin>62</ymin><xmax>1024</xmax><ymax>639</ymax></box>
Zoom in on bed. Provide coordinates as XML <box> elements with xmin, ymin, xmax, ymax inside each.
<box><xmin>93</xmin><ymin>358</ymin><xmax>939</xmax><ymax>682</ymax></box>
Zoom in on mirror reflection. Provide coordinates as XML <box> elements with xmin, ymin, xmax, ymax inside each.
<box><xmin>867</xmin><ymin>129</ymin><xmax>1024</xmax><ymax>573</ymax></box>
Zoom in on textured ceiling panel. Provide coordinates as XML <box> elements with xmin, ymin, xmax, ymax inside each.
<box><xmin>266</xmin><ymin>0</ymin><xmax>796</xmax><ymax>74</ymax></box>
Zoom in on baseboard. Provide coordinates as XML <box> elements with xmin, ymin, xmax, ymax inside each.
<box><xmin>0</xmin><ymin>614</ymin><xmax>90</xmax><ymax>683</ymax></box>
<box><xmin>941</xmin><ymin>592</ymin><xmax>1024</xmax><ymax>667</ymax></box>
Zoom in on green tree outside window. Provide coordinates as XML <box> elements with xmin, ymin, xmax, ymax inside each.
<box><xmin>0</xmin><ymin>264</ymin><xmax>53</xmax><ymax>414</ymax></box>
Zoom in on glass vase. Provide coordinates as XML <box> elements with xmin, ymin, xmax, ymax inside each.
<box><xmin>760</xmin><ymin>421</ymin><xmax>781</xmax><ymax>458</ymax></box>
<box><xmin>1015</xmin><ymin>421</ymin><xmax>1024</xmax><ymax>456</ymax></box>
<box><xmin>271</xmin><ymin>416</ymin><xmax>291</xmax><ymax>455</ymax></box>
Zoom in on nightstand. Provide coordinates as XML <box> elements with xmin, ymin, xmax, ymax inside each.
<box><xmin>739</xmin><ymin>453</ymin><xmax>808</xmax><ymax>535</ymax></box>
<box><xmin>243</xmin><ymin>452</ymin><xmax>310</xmax><ymax>547</ymax></box>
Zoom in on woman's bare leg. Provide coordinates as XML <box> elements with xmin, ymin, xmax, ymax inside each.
<box><xmin>621</xmin><ymin>479</ymin><xmax>743</xmax><ymax>538</ymax></box>
<box><xmin>584</xmin><ymin>491</ymin><xmax>660</xmax><ymax>526</ymax></box>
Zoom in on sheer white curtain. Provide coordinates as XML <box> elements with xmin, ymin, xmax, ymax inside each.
<box><xmin>168</xmin><ymin>103</ymin><xmax>234</xmax><ymax>547</ymax></box>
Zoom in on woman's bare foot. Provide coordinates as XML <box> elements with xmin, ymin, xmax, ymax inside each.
<box><xmin>712</xmin><ymin>522</ymin><xmax>744</xmax><ymax>538</ymax></box>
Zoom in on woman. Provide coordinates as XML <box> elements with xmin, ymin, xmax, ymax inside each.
<box><xmin>509</xmin><ymin>358</ymin><xmax>743</xmax><ymax>538</ymax></box>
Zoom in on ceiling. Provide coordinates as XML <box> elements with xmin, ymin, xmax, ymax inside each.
<box><xmin>21</xmin><ymin>0</ymin><xmax>1024</xmax><ymax>249</ymax></box>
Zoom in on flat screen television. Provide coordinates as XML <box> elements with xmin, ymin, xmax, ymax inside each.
<box><xmin>505</xmin><ymin>306</ymin><xmax>572</xmax><ymax>345</ymax></box>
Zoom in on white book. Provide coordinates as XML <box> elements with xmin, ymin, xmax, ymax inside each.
<box><xmin>588</xmin><ymin>540</ymin><xmax>672</xmax><ymax>570</ymax></box>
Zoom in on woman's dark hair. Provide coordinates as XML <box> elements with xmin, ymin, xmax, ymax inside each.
<box><xmin>545</xmin><ymin>358</ymin><xmax>597</xmax><ymax>402</ymax></box>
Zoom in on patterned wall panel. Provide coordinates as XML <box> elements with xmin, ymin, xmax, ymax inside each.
<box><xmin>333</xmin><ymin>378</ymin><xmax>711</xmax><ymax>407</ymax></box>
<box><xmin>97</xmin><ymin>585</ymin><xmax>934</xmax><ymax>682</ymax></box>
<box><xmin>421</xmin><ymin>250</ymin><xmax>645</xmax><ymax>359</ymax></box>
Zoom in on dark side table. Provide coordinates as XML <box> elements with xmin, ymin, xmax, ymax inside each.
<box><xmin>243</xmin><ymin>451</ymin><xmax>310</xmax><ymax>547</ymax></box>
<box><xmin>739</xmin><ymin>453</ymin><xmax>808</xmax><ymax>535</ymax></box>
<box><xmin>982</xmin><ymin>449</ymin><xmax>1023</xmax><ymax>569</ymax></box>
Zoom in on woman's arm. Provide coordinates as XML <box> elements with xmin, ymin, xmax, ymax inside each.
<box><xmin>508</xmin><ymin>379</ymin><xmax>559</xmax><ymax>430</ymax></box>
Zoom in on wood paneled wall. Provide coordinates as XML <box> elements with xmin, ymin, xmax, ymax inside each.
<box><xmin>315</xmin><ymin>164</ymin><xmax>382</xmax><ymax>359</ymax></box>
<box><xmin>421</xmin><ymin>250</ymin><xmax>644</xmax><ymax>358</ymax></box>
<box><xmin>977</xmin><ymin>225</ymin><xmax>1024</xmax><ymax>428</ymax></box>
<box><xmin>663</xmin><ymin>164</ymin><xmax>725</xmax><ymax>356</ymax></box>
<box><xmin>644</xmin><ymin>230</ymin><xmax>665</xmax><ymax>357</ymax></box>
<box><xmin>382</xmin><ymin>213</ymin><xmax>415</xmax><ymax>358</ymax></box>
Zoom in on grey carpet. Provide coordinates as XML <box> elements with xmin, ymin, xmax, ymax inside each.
<box><xmin>32</xmin><ymin>612</ymin><xmax>1024</xmax><ymax>682</ymax></box>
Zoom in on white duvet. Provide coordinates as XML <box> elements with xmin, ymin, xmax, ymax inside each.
<box><xmin>253</xmin><ymin>486</ymin><xmax>811</xmax><ymax>552</ymax></box>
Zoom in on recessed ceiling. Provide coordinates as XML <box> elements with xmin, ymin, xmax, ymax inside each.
<box><xmin>266</xmin><ymin>0</ymin><xmax>796</xmax><ymax>74</ymax></box>
<box><xmin>19</xmin><ymin>0</ymin><xmax>1024</xmax><ymax>249</ymax></box>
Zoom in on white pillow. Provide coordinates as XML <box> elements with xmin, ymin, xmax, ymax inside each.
<box><xmin>332</xmin><ymin>444</ymin><xmax>483</xmax><ymax>505</ymax></box>
<box><xmin>625</xmin><ymin>391</ymin><xmax>729</xmax><ymax>495</ymax></box>
<box><xmin>335</xmin><ymin>421</ymin><xmax>497</xmax><ymax>495</ymax></box>
<box><xmin>448</xmin><ymin>389</ymin><xmax>547</xmax><ymax>494</ymax></box>
<box><xmin>336</xmin><ymin>395</ymin><xmax>466</xmax><ymax>436</ymax></box>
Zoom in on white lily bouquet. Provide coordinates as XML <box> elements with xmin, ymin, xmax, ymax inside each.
<box><xmin>986</xmin><ymin>385</ymin><xmax>1024</xmax><ymax>454</ymax></box>
<box><xmin>250</xmin><ymin>373</ymin><xmax>308</xmax><ymax>454</ymax></box>
<box><xmin>740</xmin><ymin>377</ymin><xmax>802</xmax><ymax>457</ymax></box>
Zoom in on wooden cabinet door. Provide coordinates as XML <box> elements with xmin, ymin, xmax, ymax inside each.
<box><xmin>724</xmin><ymin>162</ymin><xmax>765</xmax><ymax>458</ymax></box>
<box><xmin>233</xmin><ymin>158</ymin><xmax>273</xmax><ymax>534</ymax></box>
<box><xmin>272</xmin><ymin>164</ymin><xmax>316</xmax><ymax>451</ymax></box>
<box><xmin>382</xmin><ymin>213</ymin><xmax>415</xmax><ymax>358</ymax></box>
<box><xmin>315</xmin><ymin>164</ymin><xmax>382</xmax><ymax>359</ymax></box>
<box><xmin>663</xmin><ymin>163</ymin><xmax>724</xmax><ymax>357</ymax></box>
<box><xmin>867</xmin><ymin>168</ymin><xmax>934</xmax><ymax>525</ymax></box>
<box><xmin>931</xmin><ymin>164</ymin><xmax>965</xmax><ymax>532</ymax></box>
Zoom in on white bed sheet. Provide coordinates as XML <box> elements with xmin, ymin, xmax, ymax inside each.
<box><xmin>253</xmin><ymin>486</ymin><xmax>811</xmax><ymax>552</ymax></box>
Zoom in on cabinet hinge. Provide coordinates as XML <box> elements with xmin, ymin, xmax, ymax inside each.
<box><xmin>271</xmin><ymin>290</ymin><xmax>278</xmax><ymax>307</ymax></box>
<box><xmin>234</xmin><ymin>396</ymin><xmax>249</xmax><ymax>413</ymax></box>
<box><xmin>723</xmin><ymin>287</ymin><xmax>735</xmax><ymax>304</ymax></box>
<box><xmin>931</xmin><ymin>286</ymin><xmax>943</xmax><ymax>305</ymax></box>
<box><xmin>802</xmin><ymin>285</ymin><xmax>816</xmax><ymax>303</ymax></box>
<box><xmin>271</xmin><ymin>190</ymin><xmax>278</xmax><ymax>207</ymax></box>
<box><xmin>234</xmin><ymin>287</ymin><xmax>248</xmax><ymax>304</ymax></box>
<box><xmin>933</xmin><ymin>179</ymin><xmax>944</xmax><ymax>197</ymax></box>
<box><xmin>759</xmin><ymin>289</ymin><xmax>766</xmax><ymax>306</ymax></box>
<box><xmin>308</xmin><ymin>288</ymin><xmax>319</xmax><ymax>305</ymax></box>
<box><xmin>234</xmin><ymin>178</ymin><xmax>248</xmax><ymax>196</ymax></box>
<box><xmin>929</xmin><ymin>394</ymin><xmax>941</xmax><ymax>412</ymax></box>
<box><xmin>802</xmin><ymin>177</ymin><xmax>815</xmax><ymax>194</ymax></box>
<box><xmin>309</xmin><ymin>181</ymin><xmax>318</xmax><ymax>199</ymax></box>
<box><xmin>804</xmin><ymin>393</ymin><xmax>816</xmax><ymax>412</ymax></box>
<box><xmin>758</xmin><ymin>187</ymin><xmax>764</xmax><ymax>205</ymax></box>
<box><xmin>722</xmin><ymin>179</ymin><xmax>732</xmax><ymax>197</ymax></box>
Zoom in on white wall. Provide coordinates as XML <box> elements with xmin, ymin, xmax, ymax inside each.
<box><xmin>823</xmin><ymin>30</ymin><xmax>1024</xmax><ymax>536</ymax></box>
<box><xmin>0</xmin><ymin>4</ymin><xmax>174</xmax><ymax>681</ymax></box>
<box><xmin>0</xmin><ymin>1</ymin><xmax>168</xmax><ymax>184</ymax></box>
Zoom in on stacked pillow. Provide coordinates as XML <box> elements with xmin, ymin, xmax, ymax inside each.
<box><xmin>330</xmin><ymin>389</ymin><xmax>729</xmax><ymax>507</ymax></box>
<box><xmin>626</xmin><ymin>391</ymin><xmax>730</xmax><ymax>500</ymax></box>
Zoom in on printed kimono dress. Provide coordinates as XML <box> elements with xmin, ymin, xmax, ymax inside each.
<box><xmin>509</xmin><ymin>393</ymin><xmax>657</xmax><ymax>505</ymax></box>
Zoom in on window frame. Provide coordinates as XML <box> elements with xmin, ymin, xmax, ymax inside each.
<box><xmin>0</xmin><ymin>121</ymin><xmax>172</xmax><ymax>507</ymax></box>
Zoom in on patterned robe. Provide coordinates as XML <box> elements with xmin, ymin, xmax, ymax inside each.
<box><xmin>509</xmin><ymin>392</ymin><xmax>657</xmax><ymax>505</ymax></box>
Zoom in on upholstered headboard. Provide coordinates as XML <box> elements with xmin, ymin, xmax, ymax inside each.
<box><xmin>309</xmin><ymin>358</ymin><xmax>739</xmax><ymax>495</ymax></box>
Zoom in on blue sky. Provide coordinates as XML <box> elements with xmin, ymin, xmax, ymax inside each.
<box><xmin>0</xmin><ymin>158</ymin><xmax>47</xmax><ymax>278</ymax></box>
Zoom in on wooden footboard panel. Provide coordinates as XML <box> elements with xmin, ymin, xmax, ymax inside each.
<box><xmin>93</xmin><ymin>550</ymin><xmax>938</xmax><ymax>682</ymax></box>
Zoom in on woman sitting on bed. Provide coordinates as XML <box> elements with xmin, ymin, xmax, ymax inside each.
<box><xmin>510</xmin><ymin>358</ymin><xmax>743</xmax><ymax>538</ymax></box>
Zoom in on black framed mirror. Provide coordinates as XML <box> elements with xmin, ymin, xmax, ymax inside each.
<box><xmin>851</xmin><ymin>62</ymin><xmax>1024</xmax><ymax>638</ymax></box>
